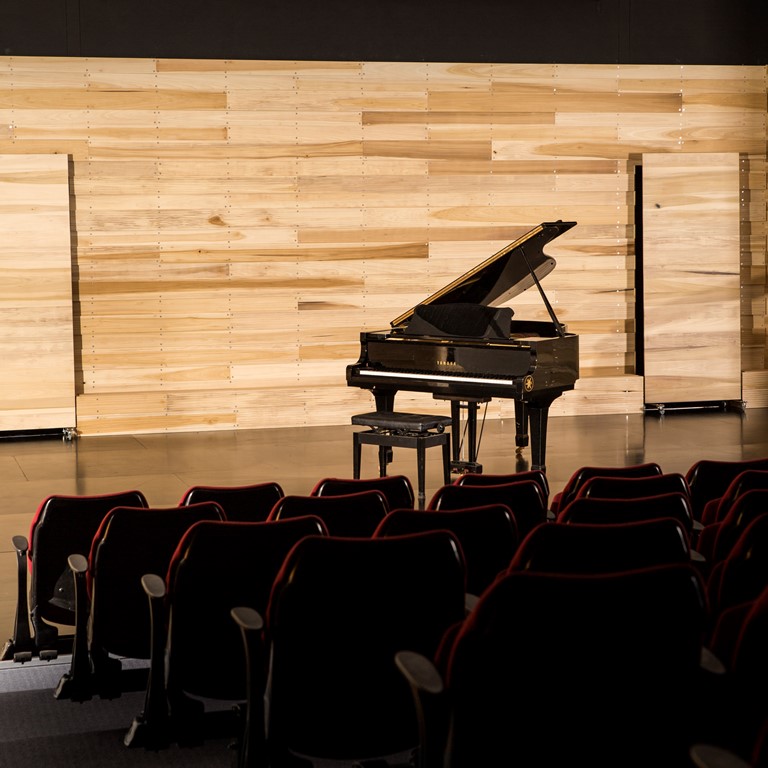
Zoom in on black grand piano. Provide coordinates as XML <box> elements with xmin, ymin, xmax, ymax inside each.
<box><xmin>346</xmin><ymin>220</ymin><xmax>579</xmax><ymax>473</ymax></box>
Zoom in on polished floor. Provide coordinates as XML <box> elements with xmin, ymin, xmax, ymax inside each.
<box><xmin>1</xmin><ymin>405</ymin><xmax>767</xmax><ymax>642</ymax></box>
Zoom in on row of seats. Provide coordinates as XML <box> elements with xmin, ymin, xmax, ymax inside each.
<box><xmin>4</xmin><ymin>455</ymin><xmax>768</xmax><ymax>766</ymax></box>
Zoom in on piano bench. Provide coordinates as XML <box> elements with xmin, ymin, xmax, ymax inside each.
<box><xmin>351</xmin><ymin>411</ymin><xmax>453</xmax><ymax>509</ymax></box>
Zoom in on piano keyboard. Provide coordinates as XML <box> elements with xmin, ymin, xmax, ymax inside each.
<box><xmin>357</xmin><ymin>368</ymin><xmax>516</xmax><ymax>387</ymax></box>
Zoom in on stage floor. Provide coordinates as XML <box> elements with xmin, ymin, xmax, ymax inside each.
<box><xmin>1</xmin><ymin>405</ymin><xmax>766</xmax><ymax>642</ymax></box>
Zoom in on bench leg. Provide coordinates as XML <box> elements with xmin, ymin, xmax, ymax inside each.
<box><xmin>353</xmin><ymin>433</ymin><xmax>362</xmax><ymax>479</ymax></box>
<box><xmin>378</xmin><ymin>446</ymin><xmax>388</xmax><ymax>477</ymax></box>
<box><xmin>416</xmin><ymin>439</ymin><xmax>427</xmax><ymax>510</ymax></box>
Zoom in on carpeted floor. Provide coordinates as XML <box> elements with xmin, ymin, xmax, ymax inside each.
<box><xmin>0</xmin><ymin>656</ymin><xmax>234</xmax><ymax>768</ymax></box>
<box><xmin>0</xmin><ymin>657</ymin><xmax>416</xmax><ymax>768</ymax></box>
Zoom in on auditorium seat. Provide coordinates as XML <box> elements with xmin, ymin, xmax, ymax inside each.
<box><xmin>699</xmin><ymin>469</ymin><xmax>768</xmax><ymax>526</ymax></box>
<box><xmin>686</xmin><ymin>457</ymin><xmax>768</xmax><ymax>522</ymax></box>
<box><xmin>509</xmin><ymin>517</ymin><xmax>694</xmax><ymax>574</ymax></box>
<box><xmin>310</xmin><ymin>474</ymin><xmax>415</xmax><ymax>510</ymax></box>
<box><xmin>578</xmin><ymin>472</ymin><xmax>691</xmax><ymax>502</ymax></box>
<box><xmin>453</xmin><ymin>468</ymin><xmax>550</xmax><ymax>508</ymax></box>
<box><xmin>427</xmin><ymin>479</ymin><xmax>547</xmax><ymax>539</ymax></box>
<box><xmin>581</xmin><ymin>476</ymin><xmax>703</xmax><ymax>549</ymax></box>
<box><xmin>705</xmin><ymin>513</ymin><xmax>768</xmax><ymax>636</ymax></box>
<box><xmin>373</xmin><ymin>505</ymin><xmax>519</xmax><ymax>597</ymax></box>
<box><xmin>125</xmin><ymin>515</ymin><xmax>327</xmax><ymax>750</ymax></box>
<box><xmin>232</xmin><ymin>531</ymin><xmax>466</xmax><ymax>768</ymax></box>
<box><xmin>697</xmin><ymin>488</ymin><xmax>768</xmax><ymax>564</ymax></box>
<box><xmin>396</xmin><ymin>562</ymin><xmax>709</xmax><ymax>767</ymax></box>
<box><xmin>266</xmin><ymin>490</ymin><xmax>389</xmax><ymax>537</ymax></box>
<box><xmin>54</xmin><ymin>502</ymin><xmax>225</xmax><ymax>704</ymax></box>
<box><xmin>694</xmin><ymin>583</ymin><xmax>768</xmax><ymax>766</ymax></box>
<box><xmin>2</xmin><ymin>489</ymin><xmax>149</xmax><ymax>663</ymax></box>
<box><xmin>549</xmin><ymin>462</ymin><xmax>663</xmax><ymax>516</ymax></box>
<box><xmin>557</xmin><ymin>490</ymin><xmax>700</xmax><ymax>550</ymax></box>
<box><xmin>179</xmin><ymin>481</ymin><xmax>284</xmax><ymax>522</ymax></box>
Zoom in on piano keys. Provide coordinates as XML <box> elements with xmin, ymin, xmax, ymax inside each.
<box><xmin>346</xmin><ymin>220</ymin><xmax>579</xmax><ymax>472</ymax></box>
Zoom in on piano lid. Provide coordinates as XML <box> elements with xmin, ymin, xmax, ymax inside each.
<box><xmin>390</xmin><ymin>220</ymin><xmax>576</xmax><ymax>329</ymax></box>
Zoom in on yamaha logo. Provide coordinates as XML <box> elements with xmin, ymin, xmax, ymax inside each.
<box><xmin>523</xmin><ymin>375</ymin><xmax>534</xmax><ymax>392</ymax></box>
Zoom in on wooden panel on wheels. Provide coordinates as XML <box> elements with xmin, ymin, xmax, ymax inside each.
<box><xmin>642</xmin><ymin>152</ymin><xmax>742</xmax><ymax>407</ymax></box>
<box><xmin>0</xmin><ymin>154</ymin><xmax>75</xmax><ymax>433</ymax></box>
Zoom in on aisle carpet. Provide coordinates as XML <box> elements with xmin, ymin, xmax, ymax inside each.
<box><xmin>0</xmin><ymin>657</ymin><xmax>416</xmax><ymax>768</ymax></box>
<box><xmin>0</xmin><ymin>656</ymin><xmax>233</xmax><ymax>768</ymax></box>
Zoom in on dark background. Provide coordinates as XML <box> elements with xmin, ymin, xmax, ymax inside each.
<box><xmin>1</xmin><ymin>0</ymin><xmax>766</xmax><ymax>64</ymax></box>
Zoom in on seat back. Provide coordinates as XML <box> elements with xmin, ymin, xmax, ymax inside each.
<box><xmin>310</xmin><ymin>474</ymin><xmax>415</xmax><ymax>510</ymax></box>
<box><xmin>267</xmin><ymin>491</ymin><xmax>389</xmax><ymax>536</ymax></box>
<box><xmin>556</xmin><ymin>492</ymin><xmax>696</xmax><ymax>535</ymax></box>
<box><xmin>88</xmin><ymin>502</ymin><xmax>225</xmax><ymax>660</ymax></box>
<box><xmin>165</xmin><ymin>515</ymin><xmax>328</xmax><ymax>706</ymax></box>
<box><xmin>454</xmin><ymin>469</ymin><xmax>549</xmax><ymax>507</ymax></box>
<box><xmin>373</xmin><ymin>505</ymin><xmax>518</xmax><ymax>596</ymax></box>
<box><xmin>686</xmin><ymin>457</ymin><xmax>768</xmax><ymax>522</ymax></box>
<box><xmin>510</xmin><ymin>517</ymin><xmax>692</xmax><ymax>574</ymax></box>
<box><xmin>28</xmin><ymin>489</ymin><xmax>149</xmax><ymax>638</ymax></box>
<box><xmin>428</xmin><ymin>480</ymin><xmax>547</xmax><ymax>539</ymax></box>
<box><xmin>711</xmin><ymin>584</ymin><xmax>768</xmax><ymax>759</ymax></box>
<box><xmin>179</xmin><ymin>481</ymin><xmax>284</xmax><ymax>522</ymax></box>
<box><xmin>438</xmin><ymin>563</ymin><xmax>707</xmax><ymax>767</ymax></box>
<box><xmin>549</xmin><ymin>462</ymin><xmax>663</xmax><ymax>514</ymax></box>
<box><xmin>700</xmin><ymin>469</ymin><xmax>768</xmax><ymax>526</ymax></box>
<box><xmin>708</xmin><ymin>488</ymin><xmax>768</xmax><ymax>563</ymax></box>
<box><xmin>579</xmin><ymin>472</ymin><xmax>690</xmax><ymax>502</ymax></box>
<box><xmin>708</xmin><ymin>513</ymin><xmax>768</xmax><ymax>622</ymax></box>
<box><xmin>264</xmin><ymin>531</ymin><xmax>466</xmax><ymax>763</ymax></box>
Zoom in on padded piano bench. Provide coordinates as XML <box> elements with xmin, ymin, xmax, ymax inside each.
<box><xmin>351</xmin><ymin>411</ymin><xmax>453</xmax><ymax>509</ymax></box>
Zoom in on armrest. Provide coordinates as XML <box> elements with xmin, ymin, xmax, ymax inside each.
<box><xmin>689</xmin><ymin>743</ymin><xmax>751</xmax><ymax>768</ymax></box>
<box><xmin>395</xmin><ymin>650</ymin><xmax>446</xmax><ymax>768</ymax></box>
<box><xmin>124</xmin><ymin>573</ymin><xmax>170</xmax><ymax>749</ymax></box>
<box><xmin>54</xmin><ymin>554</ymin><xmax>91</xmax><ymax>701</ymax></box>
<box><xmin>1</xmin><ymin>536</ymin><xmax>33</xmax><ymax>661</ymax></box>
<box><xmin>231</xmin><ymin>607</ymin><xmax>267</xmax><ymax>768</ymax></box>
<box><xmin>701</xmin><ymin>646</ymin><xmax>726</xmax><ymax>676</ymax></box>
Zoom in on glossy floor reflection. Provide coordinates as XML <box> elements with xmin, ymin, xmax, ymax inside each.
<box><xmin>1</xmin><ymin>405</ymin><xmax>767</xmax><ymax>641</ymax></box>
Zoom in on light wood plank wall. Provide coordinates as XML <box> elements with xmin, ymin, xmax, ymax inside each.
<box><xmin>0</xmin><ymin>58</ymin><xmax>765</xmax><ymax>436</ymax></box>
<box><xmin>0</xmin><ymin>154</ymin><xmax>76</xmax><ymax>431</ymax></box>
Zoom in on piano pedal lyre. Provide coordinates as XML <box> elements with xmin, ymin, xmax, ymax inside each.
<box><xmin>434</xmin><ymin>395</ymin><xmax>489</xmax><ymax>474</ymax></box>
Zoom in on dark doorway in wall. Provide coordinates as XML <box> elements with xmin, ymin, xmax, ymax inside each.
<box><xmin>634</xmin><ymin>163</ymin><xmax>644</xmax><ymax>377</ymax></box>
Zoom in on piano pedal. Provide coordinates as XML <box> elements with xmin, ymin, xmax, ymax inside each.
<box><xmin>451</xmin><ymin>460</ymin><xmax>482</xmax><ymax>475</ymax></box>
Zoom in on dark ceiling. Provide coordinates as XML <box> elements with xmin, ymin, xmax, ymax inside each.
<box><xmin>2</xmin><ymin>0</ymin><xmax>766</xmax><ymax>64</ymax></box>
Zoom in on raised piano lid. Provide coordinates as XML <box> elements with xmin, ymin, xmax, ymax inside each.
<box><xmin>390</xmin><ymin>220</ymin><xmax>576</xmax><ymax>330</ymax></box>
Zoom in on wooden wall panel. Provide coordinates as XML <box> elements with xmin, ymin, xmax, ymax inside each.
<box><xmin>642</xmin><ymin>153</ymin><xmax>742</xmax><ymax>405</ymax></box>
<box><xmin>0</xmin><ymin>154</ymin><xmax>75</xmax><ymax>432</ymax></box>
<box><xmin>0</xmin><ymin>58</ymin><xmax>764</xmax><ymax>435</ymax></box>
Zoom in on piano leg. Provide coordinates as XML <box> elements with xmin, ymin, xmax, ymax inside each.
<box><xmin>527</xmin><ymin>404</ymin><xmax>548</xmax><ymax>472</ymax></box>
<box><xmin>514</xmin><ymin>400</ymin><xmax>530</xmax><ymax>452</ymax></box>
<box><xmin>525</xmin><ymin>391</ymin><xmax>563</xmax><ymax>472</ymax></box>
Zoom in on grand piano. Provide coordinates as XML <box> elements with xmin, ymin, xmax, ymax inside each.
<box><xmin>346</xmin><ymin>220</ymin><xmax>579</xmax><ymax>473</ymax></box>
